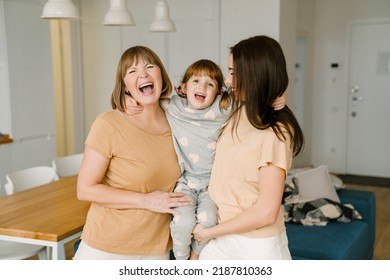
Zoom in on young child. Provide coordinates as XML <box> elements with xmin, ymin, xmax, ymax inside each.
<box><xmin>125</xmin><ymin>59</ymin><xmax>286</xmax><ymax>260</ymax></box>
<box><xmin>163</xmin><ymin>60</ymin><xmax>231</xmax><ymax>260</ymax></box>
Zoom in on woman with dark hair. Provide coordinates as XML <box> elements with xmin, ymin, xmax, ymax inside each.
<box><xmin>193</xmin><ymin>35</ymin><xmax>304</xmax><ymax>260</ymax></box>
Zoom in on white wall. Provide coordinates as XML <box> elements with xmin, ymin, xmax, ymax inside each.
<box><xmin>219</xmin><ymin>0</ymin><xmax>282</xmax><ymax>72</ymax></box>
<box><xmin>294</xmin><ymin>0</ymin><xmax>316</xmax><ymax>167</ymax></box>
<box><xmin>307</xmin><ymin>0</ymin><xmax>390</xmax><ymax>173</ymax></box>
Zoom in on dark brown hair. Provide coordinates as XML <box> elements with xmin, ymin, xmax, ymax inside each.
<box><xmin>230</xmin><ymin>35</ymin><xmax>304</xmax><ymax>156</ymax></box>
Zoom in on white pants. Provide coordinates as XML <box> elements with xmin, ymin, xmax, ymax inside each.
<box><xmin>73</xmin><ymin>241</ymin><xmax>170</xmax><ymax>260</ymax></box>
<box><xmin>199</xmin><ymin>231</ymin><xmax>291</xmax><ymax>260</ymax></box>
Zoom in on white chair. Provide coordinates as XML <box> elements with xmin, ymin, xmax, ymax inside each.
<box><xmin>52</xmin><ymin>153</ymin><xmax>83</xmax><ymax>178</ymax></box>
<box><xmin>0</xmin><ymin>240</ymin><xmax>48</xmax><ymax>260</ymax></box>
<box><xmin>4</xmin><ymin>166</ymin><xmax>59</xmax><ymax>195</ymax></box>
<box><xmin>0</xmin><ymin>173</ymin><xmax>58</xmax><ymax>260</ymax></box>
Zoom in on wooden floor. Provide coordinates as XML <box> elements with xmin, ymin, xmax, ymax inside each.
<box><xmin>36</xmin><ymin>183</ymin><xmax>390</xmax><ymax>260</ymax></box>
<box><xmin>65</xmin><ymin>238</ymin><xmax>79</xmax><ymax>260</ymax></box>
<box><xmin>345</xmin><ymin>183</ymin><xmax>390</xmax><ymax>260</ymax></box>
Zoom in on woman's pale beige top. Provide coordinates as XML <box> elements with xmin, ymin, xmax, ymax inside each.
<box><xmin>81</xmin><ymin>110</ymin><xmax>181</xmax><ymax>255</ymax></box>
<box><xmin>209</xmin><ymin>107</ymin><xmax>292</xmax><ymax>238</ymax></box>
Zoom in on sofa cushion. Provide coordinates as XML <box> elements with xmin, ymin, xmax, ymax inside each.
<box><xmin>329</xmin><ymin>174</ymin><xmax>345</xmax><ymax>190</ymax></box>
<box><xmin>286</xmin><ymin>220</ymin><xmax>372</xmax><ymax>260</ymax></box>
<box><xmin>338</xmin><ymin>189</ymin><xmax>376</xmax><ymax>247</ymax></box>
<box><xmin>293</xmin><ymin>165</ymin><xmax>340</xmax><ymax>203</ymax></box>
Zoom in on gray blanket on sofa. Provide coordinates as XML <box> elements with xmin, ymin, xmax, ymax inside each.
<box><xmin>282</xmin><ymin>180</ymin><xmax>362</xmax><ymax>226</ymax></box>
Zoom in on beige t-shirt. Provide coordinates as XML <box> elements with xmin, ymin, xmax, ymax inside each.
<box><xmin>209</xmin><ymin>108</ymin><xmax>292</xmax><ymax>238</ymax></box>
<box><xmin>81</xmin><ymin>110</ymin><xmax>181</xmax><ymax>255</ymax></box>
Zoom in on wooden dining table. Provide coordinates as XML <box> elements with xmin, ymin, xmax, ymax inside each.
<box><xmin>0</xmin><ymin>175</ymin><xmax>90</xmax><ymax>260</ymax></box>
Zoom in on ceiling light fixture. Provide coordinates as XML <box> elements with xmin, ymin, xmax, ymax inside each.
<box><xmin>150</xmin><ymin>0</ymin><xmax>176</xmax><ymax>32</ymax></box>
<box><xmin>41</xmin><ymin>0</ymin><xmax>80</xmax><ymax>20</ymax></box>
<box><xmin>103</xmin><ymin>0</ymin><xmax>135</xmax><ymax>26</ymax></box>
<box><xmin>41</xmin><ymin>0</ymin><xmax>176</xmax><ymax>32</ymax></box>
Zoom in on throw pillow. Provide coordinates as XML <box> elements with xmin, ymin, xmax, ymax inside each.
<box><xmin>329</xmin><ymin>174</ymin><xmax>345</xmax><ymax>190</ymax></box>
<box><xmin>293</xmin><ymin>165</ymin><xmax>340</xmax><ymax>203</ymax></box>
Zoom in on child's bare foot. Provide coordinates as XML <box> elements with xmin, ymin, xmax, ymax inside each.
<box><xmin>189</xmin><ymin>251</ymin><xmax>199</xmax><ymax>260</ymax></box>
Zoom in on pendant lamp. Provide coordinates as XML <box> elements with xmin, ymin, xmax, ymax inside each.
<box><xmin>150</xmin><ymin>0</ymin><xmax>176</xmax><ymax>32</ymax></box>
<box><xmin>103</xmin><ymin>0</ymin><xmax>135</xmax><ymax>26</ymax></box>
<box><xmin>41</xmin><ymin>0</ymin><xmax>79</xmax><ymax>20</ymax></box>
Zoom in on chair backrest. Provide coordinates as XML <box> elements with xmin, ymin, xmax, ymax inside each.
<box><xmin>4</xmin><ymin>166</ymin><xmax>59</xmax><ymax>195</ymax></box>
<box><xmin>52</xmin><ymin>153</ymin><xmax>83</xmax><ymax>177</ymax></box>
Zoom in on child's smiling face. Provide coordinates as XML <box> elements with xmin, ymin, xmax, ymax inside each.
<box><xmin>182</xmin><ymin>75</ymin><xmax>219</xmax><ymax>110</ymax></box>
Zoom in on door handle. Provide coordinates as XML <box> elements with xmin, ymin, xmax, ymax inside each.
<box><xmin>350</xmin><ymin>85</ymin><xmax>359</xmax><ymax>93</ymax></box>
<box><xmin>352</xmin><ymin>96</ymin><xmax>364</xmax><ymax>102</ymax></box>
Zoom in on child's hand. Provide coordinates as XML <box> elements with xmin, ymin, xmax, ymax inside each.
<box><xmin>124</xmin><ymin>94</ymin><xmax>143</xmax><ymax>115</ymax></box>
<box><xmin>174</xmin><ymin>86</ymin><xmax>186</xmax><ymax>98</ymax></box>
<box><xmin>272</xmin><ymin>91</ymin><xmax>287</xmax><ymax>110</ymax></box>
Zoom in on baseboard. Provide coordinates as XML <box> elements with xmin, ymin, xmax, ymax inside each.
<box><xmin>337</xmin><ymin>174</ymin><xmax>390</xmax><ymax>187</ymax></box>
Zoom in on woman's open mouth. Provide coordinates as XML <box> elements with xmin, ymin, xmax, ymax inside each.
<box><xmin>139</xmin><ymin>82</ymin><xmax>154</xmax><ymax>94</ymax></box>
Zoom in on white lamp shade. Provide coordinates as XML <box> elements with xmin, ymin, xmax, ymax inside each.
<box><xmin>41</xmin><ymin>0</ymin><xmax>79</xmax><ymax>19</ymax></box>
<box><xmin>150</xmin><ymin>1</ymin><xmax>176</xmax><ymax>32</ymax></box>
<box><xmin>103</xmin><ymin>0</ymin><xmax>135</xmax><ymax>26</ymax></box>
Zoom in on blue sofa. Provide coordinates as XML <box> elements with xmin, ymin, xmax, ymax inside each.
<box><xmin>285</xmin><ymin>188</ymin><xmax>376</xmax><ymax>260</ymax></box>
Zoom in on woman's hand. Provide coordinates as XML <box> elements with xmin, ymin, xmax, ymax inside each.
<box><xmin>124</xmin><ymin>93</ymin><xmax>143</xmax><ymax>115</ymax></box>
<box><xmin>192</xmin><ymin>224</ymin><xmax>210</xmax><ymax>245</ymax></box>
<box><xmin>144</xmin><ymin>190</ymin><xmax>192</xmax><ymax>215</ymax></box>
<box><xmin>272</xmin><ymin>91</ymin><xmax>287</xmax><ymax>110</ymax></box>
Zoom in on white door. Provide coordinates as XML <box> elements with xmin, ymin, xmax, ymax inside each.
<box><xmin>346</xmin><ymin>21</ymin><xmax>390</xmax><ymax>178</ymax></box>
